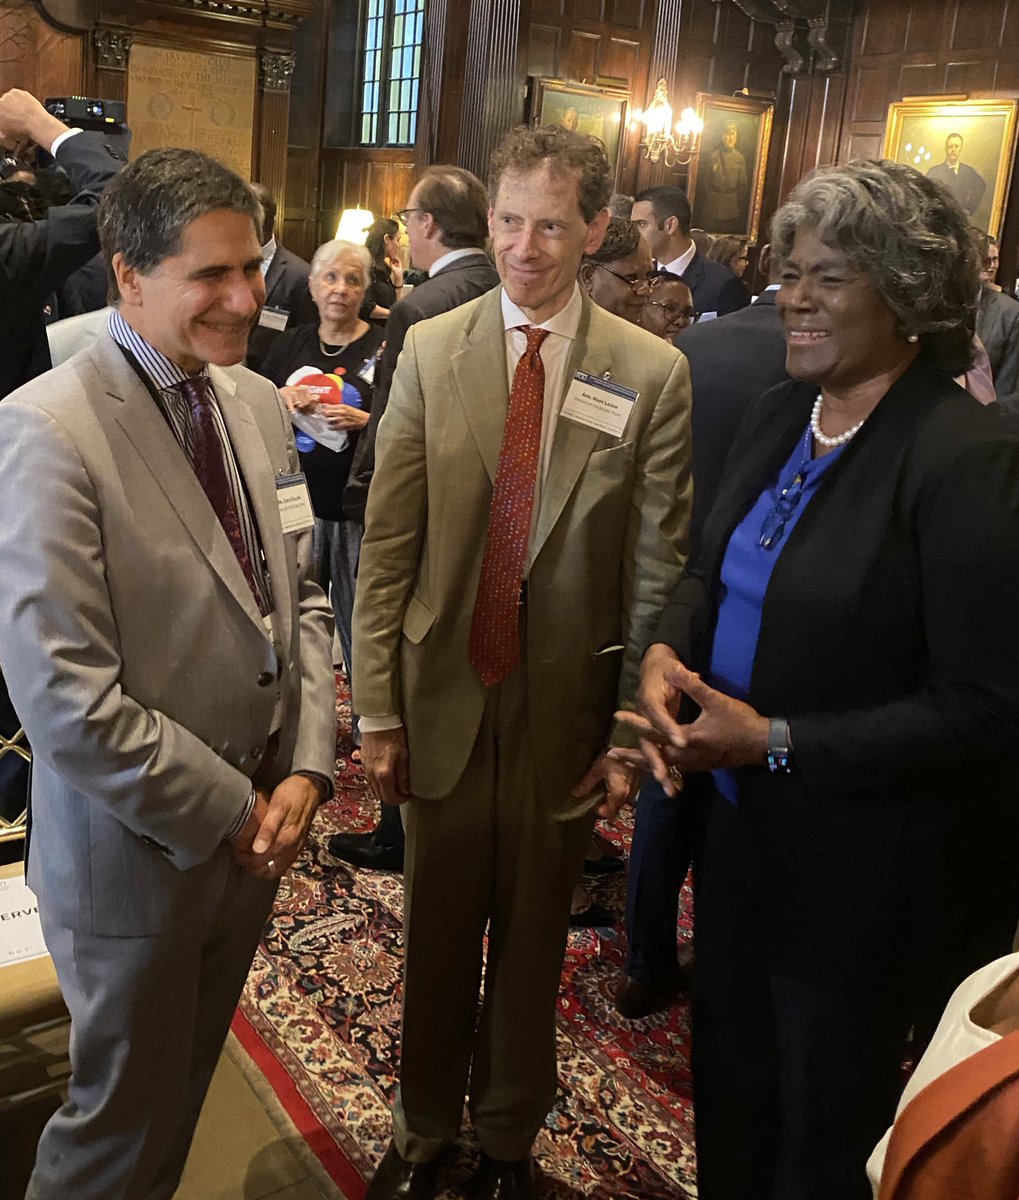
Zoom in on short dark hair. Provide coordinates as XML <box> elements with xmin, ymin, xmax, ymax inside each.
<box><xmin>366</xmin><ymin>216</ymin><xmax>399</xmax><ymax>265</ymax></box>
<box><xmin>413</xmin><ymin>165</ymin><xmax>489</xmax><ymax>250</ymax></box>
<box><xmin>583</xmin><ymin>217</ymin><xmax>640</xmax><ymax>265</ymax></box>
<box><xmin>99</xmin><ymin>149</ymin><xmax>261</xmax><ymax>296</ymax></box>
<box><xmin>250</xmin><ymin>182</ymin><xmax>276</xmax><ymax>243</ymax></box>
<box><xmin>634</xmin><ymin>186</ymin><xmax>692</xmax><ymax>236</ymax></box>
<box><xmin>946</xmin><ymin>132</ymin><xmax>964</xmax><ymax>145</ymax></box>
<box><xmin>489</xmin><ymin>125</ymin><xmax>611</xmax><ymax>223</ymax></box>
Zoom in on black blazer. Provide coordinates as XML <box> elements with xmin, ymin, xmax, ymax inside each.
<box><xmin>344</xmin><ymin>251</ymin><xmax>500</xmax><ymax>522</ymax></box>
<box><xmin>655</xmin><ymin>359</ymin><xmax>1019</xmax><ymax>981</ymax></box>
<box><xmin>0</xmin><ymin>131</ymin><xmax>123</xmax><ymax>399</ymax></box>
<box><xmin>246</xmin><ymin>244</ymin><xmax>318</xmax><ymax>373</ymax></box>
<box><xmin>680</xmin><ymin>249</ymin><xmax>750</xmax><ymax>318</ymax></box>
<box><xmin>676</xmin><ymin>288</ymin><xmax>787</xmax><ymax>545</ymax></box>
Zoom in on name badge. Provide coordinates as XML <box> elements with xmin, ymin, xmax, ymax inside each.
<box><xmin>560</xmin><ymin>371</ymin><xmax>638</xmax><ymax>438</ymax></box>
<box><xmin>258</xmin><ymin>305</ymin><xmax>289</xmax><ymax>332</ymax></box>
<box><xmin>275</xmin><ymin>472</ymin><xmax>315</xmax><ymax>534</ymax></box>
<box><xmin>358</xmin><ymin>356</ymin><xmax>376</xmax><ymax>385</ymax></box>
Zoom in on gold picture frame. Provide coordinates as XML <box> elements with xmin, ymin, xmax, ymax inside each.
<box><xmin>688</xmin><ymin>93</ymin><xmax>774</xmax><ymax>242</ymax></box>
<box><xmin>882</xmin><ymin>98</ymin><xmax>1018</xmax><ymax>237</ymax></box>
<box><xmin>528</xmin><ymin>78</ymin><xmax>630</xmax><ymax>179</ymax></box>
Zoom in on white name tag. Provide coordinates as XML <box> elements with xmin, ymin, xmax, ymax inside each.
<box><xmin>259</xmin><ymin>305</ymin><xmax>289</xmax><ymax>332</ymax></box>
<box><xmin>358</xmin><ymin>356</ymin><xmax>376</xmax><ymax>385</ymax></box>
<box><xmin>560</xmin><ymin>370</ymin><xmax>638</xmax><ymax>438</ymax></box>
<box><xmin>275</xmin><ymin>472</ymin><xmax>315</xmax><ymax>534</ymax></box>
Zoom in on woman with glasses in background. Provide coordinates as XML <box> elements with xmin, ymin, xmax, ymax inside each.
<box><xmin>641</xmin><ymin>269</ymin><xmax>698</xmax><ymax>341</ymax></box>
<box><xmin>707</xmin><ymin>233</ymin><xmax>751</xmax><ymax>279</ymax></box>
<box><xmin>612</xmin><ymin>160</ymin><xmax>1019</xmax><ymax>1199</ymax></box>
<box><xmin>577</xmin><ymin>216</ymin><xmax>653</xmax><ymax>324</ymax></box>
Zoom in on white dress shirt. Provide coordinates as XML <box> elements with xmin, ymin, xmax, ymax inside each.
<box><xmin>429</xmin><ymin>246</ymin><xmax>487</xmax><ymax>276</ymax></box>
<box><xmin>360</xmin><ymin>283</ymin><xmax>583</xmax><ymax>734</ymax></box>
<box><xmin>661</xmin><ymin>241</ymin><xmax>697</xmax><ymax>278</ymax></box>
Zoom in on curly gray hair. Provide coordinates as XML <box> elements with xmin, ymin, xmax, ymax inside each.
<box><xmin>309</xmin><ymin>239</ymin><xmax>372</xmax><ymax>288</ymax></box>
<box><xmin>771</xmin><ymin>159</ymin><xmax>981</xmax><ymax>374</ymax></box>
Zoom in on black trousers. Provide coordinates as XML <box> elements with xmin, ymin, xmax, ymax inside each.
<box><xmin>691</xmin><ymin>793</ymin><xmax>913</xmax><ymax>1200</ymax></box>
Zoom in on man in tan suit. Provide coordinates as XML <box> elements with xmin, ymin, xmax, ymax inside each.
<box><xmin>0</xmin><ymin>148</ymin><xmax>336</xmax><ymax>1199</ymax></box>
<box><xmin>353</xmin><ymin>126</ymin><xmax>692</xmax><ymax>1200</ymax></box>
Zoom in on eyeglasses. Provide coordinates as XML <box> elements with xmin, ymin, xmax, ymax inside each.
<box><xmin>396</xmin><ymin>207</ymin><xmax>425</xmax><ymax>223</ymax></box>
<box><xmin>596</xmin><ymin>263</ymin><xmax>654</xmax><ymax>292</ymax></box>
<box><xmin>645</xmin><ymin>301</ymin><xmax>700</xmax><ymax>323</ymax></box>
<box><xmin>758</xmin><ymin>470</ymin><xmax>808</xmax><ymax>549</ymax></box>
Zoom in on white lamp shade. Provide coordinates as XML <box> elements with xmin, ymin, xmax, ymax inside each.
<box><xmin>335</xmin><ymin>207</ymin><xmax>374</xmax><ymax>243</ymax></box>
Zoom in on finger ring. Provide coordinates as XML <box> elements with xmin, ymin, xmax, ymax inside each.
<box><xmin>267</xmin><ymin>859</ymin><xmax>276</xmax><ymax>874</ymax></box>
<box><xmin>668</xmin><ymin>767</ymin><xmax>684</xmax><ymax>788</ymax></box>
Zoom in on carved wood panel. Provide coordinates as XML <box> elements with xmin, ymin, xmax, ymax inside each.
<box><xmin>0</xmin><ymin>1</ymin><xmax>82</xmax><ymax>98</ymax></box>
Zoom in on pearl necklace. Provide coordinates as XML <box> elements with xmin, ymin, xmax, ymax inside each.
<box><xmin>810</xmin><ymin>394</ymin><xmax>866</xmax><ymax>448</ymax></box>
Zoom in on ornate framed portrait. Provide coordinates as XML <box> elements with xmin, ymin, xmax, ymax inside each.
<box><xmin>528</xmin><ymin>78</ymin><xmax>630</xmax><ymax>178</ymax></box>
<box><xmin>882</xmin><ymin>98</ymin><xmax>1019</xmax><ymax>236</ymax></box>
<box><xmin>688</xmin><ymin>93</ymin><xmax>774</xmax><ymax>241</ymax></box>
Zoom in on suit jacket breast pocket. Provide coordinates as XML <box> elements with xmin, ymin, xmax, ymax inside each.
<box><xmin>585</xmin><ymin>442</ymin><xmax>634</xmax><ymax>477</ymax></box>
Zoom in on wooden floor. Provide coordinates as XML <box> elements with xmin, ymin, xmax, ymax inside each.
<box><xmin>1</xmin><ymin>1035</ymin><xmax>343</xmax><ymax>1200</ymax></box>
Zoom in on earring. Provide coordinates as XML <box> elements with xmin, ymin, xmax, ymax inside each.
<box><xmin>907</xmin><ymin>334</ymin><xmax>919</xmax><ymax>343</ymax></box>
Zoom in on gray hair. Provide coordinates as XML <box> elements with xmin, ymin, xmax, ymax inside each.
<box><xmin>309</xmin><ymin>239</ymin><xmax>372</xmax><ymax>288</ymax></box>
<box><xmin>99</xmin><ymin>148</ymin><xmax>261</xmax><ymax>293</ymax></box>
<box><xmin>771</xmin><ymin>159</ymin><xmax>980</xmax><ymax>374</ymax></box>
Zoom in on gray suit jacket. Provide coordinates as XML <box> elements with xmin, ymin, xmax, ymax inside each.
<box><xmin>352</xmin><ymin>288</ymin><xmax>693</xmax><ymax>811</ymax></box>
<box><xmin>976</xmin><ymin>286</ymin><xmax>1019</xmax><ymax>414</ymax></box>
<box><xmin>0</xmin><ymin>331</ymin><xmax>336</xmax><ymax>936</ymax></box>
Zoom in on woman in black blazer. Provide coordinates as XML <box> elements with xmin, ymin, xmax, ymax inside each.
<box><xmin>617</xmin><ymin>161</ymin><xmax>1019</xmax><ymax>1199</ymax></box>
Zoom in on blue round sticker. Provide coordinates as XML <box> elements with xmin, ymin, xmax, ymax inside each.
<box><xmin>295</xmin><ymin>430</ymin><xmax>317</xmax><ymax>453</ymax></box>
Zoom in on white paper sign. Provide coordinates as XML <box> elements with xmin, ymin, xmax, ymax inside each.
<box><xmin>258</xmin><ymin>305</ymin><xmax>289</xmax><ymax>331</ymax></box>
<box><xmin>275</xmin><ymin>473</ymin><xmax>316</xmax><ymax>534</ymax></box>
<box><xmin>0</xmin><ymin>872</ymin><xmax>48</xmax><ymax>965</ymax></box>
<box><xmin>560</xmin><ymin>371</ymin><xmax>638</xmax><ymax>438</ymax></box>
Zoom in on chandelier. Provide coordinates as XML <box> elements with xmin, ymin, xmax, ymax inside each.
<box><xmin>634</xmin><ymin>79</ymin><xmax>703</xmax><ymax>167</ymax></box>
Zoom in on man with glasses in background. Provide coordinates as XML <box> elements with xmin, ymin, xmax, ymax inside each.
<box><xmin>334</xmin><ymin>165</ymin><xmax>499</xmax><ymax>873</ymax></box>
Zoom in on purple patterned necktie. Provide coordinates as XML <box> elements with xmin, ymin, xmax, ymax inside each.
<box><xmin>175</xmin><ymin>375</ymin><xmax>262</xmax><ymax>606</ymax></box>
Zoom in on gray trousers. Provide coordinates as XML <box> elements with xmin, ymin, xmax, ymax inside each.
<box><xmin>393</xmin><ymin>662</ymin><xmax>596</xmax><ymax>1162</ymax></box>
<box><xmin>27</xmin><ymin>851</ymin><xmax>276</xmax><ymax>1200</ymax></box>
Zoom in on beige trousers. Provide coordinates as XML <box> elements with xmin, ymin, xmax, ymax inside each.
<box><xmin>393</xmin><ymin>660</ymin><xmax>596</xmax><ymax>1162</ymax></box>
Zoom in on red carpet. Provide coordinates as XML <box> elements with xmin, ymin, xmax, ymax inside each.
<box><xmin>233</xmin><ymin>679</ymin><xmax>697</xmax><ymax>1198</ymax></box>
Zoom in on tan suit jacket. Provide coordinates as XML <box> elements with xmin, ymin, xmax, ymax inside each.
<box><xmin>353</xmin><ymin>287</ymin><xmax>692</xmax><ymax>811</ymax></box>
<box><xmin>0</xmin><ymin>331</ymin><xmax>336</xmax><ymax>937</ymax></box>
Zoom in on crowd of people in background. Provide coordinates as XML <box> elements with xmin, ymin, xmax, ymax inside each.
<box><xmin>3</xmin><ymin>83</ymin><xmax>1019</xmax><ymax>1200</ymax></box>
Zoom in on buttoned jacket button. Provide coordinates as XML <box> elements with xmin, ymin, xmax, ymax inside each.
<box><xmin>257</xmin><ymin>671</ymin><xmax>274</xmax><ymax>687</ymax></box>
<box><xmin>250</xmin><ymin>746</ymin><xmax>263</xmax><ymax>759</ymax></box>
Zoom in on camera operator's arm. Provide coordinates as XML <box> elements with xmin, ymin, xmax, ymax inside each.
<box><xmin>0</xmin><ymin>90</ymin><xmax>123</xmax><ymax>306</ymax></box>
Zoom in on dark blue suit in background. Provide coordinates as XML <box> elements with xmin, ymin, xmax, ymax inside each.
<box><xmin>625</xmin><ymin>289</ymin><xmax>788</xmax><ymax>986</ymax></box>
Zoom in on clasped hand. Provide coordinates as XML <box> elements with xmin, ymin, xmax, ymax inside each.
<box><xmin>280</xmin><ymin>385</ymin><xmax>370</xmax><ymax>430</ymax></box>
<box><xmin>609</xmin><ymin>643</ymin><xmax>770</xmax><ymax>795</ymax></box>
<box><xmin>228</xmin><ymin>774</ymin><xmax>321</xmax><ymax>879</ymax></box>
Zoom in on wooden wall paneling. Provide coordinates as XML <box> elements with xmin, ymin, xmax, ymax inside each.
<box><xmin>1002</xmin><ymin>1</ymin><xmax>1019</xmax><ymax>48</ymax></box>
<box><xmin>599</xmin><ymin>35</ymin><xmax>640</xmax><ymax>80</ymax></box>
<box><xmin>528</xmin><ymin>23</ymin><xmax>561</xmax><ymax>77</ymax></box>
<box><xmin>457</xmin><ymin>0</ymin><xmax>523</xmax><ymax>179</ymax></box>
<box><xmin>902</xmin><ymin>2</ymin><xmax>952</xmax><ymax>52</ymax></box>
<box><xmin>609</xmin><ymin>0</ymin><xmax>645</xmax><ymax>30</ymax></box>
<box><xmin>0</xmin><ymin>1</ymin><xmax>83</xmax><ymax>99</ymax></box>
<box><xmin>574</xmin><ymin>0</ymin><xmax>605</xmax><ymax>22</ymax></box>
<box><xmin>562</xmin><ymin>30</ymin><xmax>600</xmax><ymax>79</ymax></box>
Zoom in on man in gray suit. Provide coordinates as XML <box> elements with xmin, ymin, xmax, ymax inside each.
<box><xmin>0</xmin><ymin>148</ymin><xmax>336</xmax><ymax>1200</ymax></box>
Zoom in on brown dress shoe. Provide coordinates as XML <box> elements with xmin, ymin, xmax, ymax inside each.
<box><xmin>613</xmin><ymin>969</ymin><xmax>689</xmax><ymax>1020</ymax></box>
<box><xmin>365</xmin><ymin>1141</ymin><xmax>441</xmax><ymax>1200</ymax></box>
<box><xmin>473</xmin><ymin>1152</ymin><xmax>536</xmax><ymax>1199</ymax></box>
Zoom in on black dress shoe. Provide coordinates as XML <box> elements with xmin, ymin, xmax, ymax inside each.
<box><xmin>613</xmin><ymin>968</ymin><xmax>689</xmax><ymax>1020</ymax></box>
<box><xmin>474</xmin><ymin>1152</ymin><xmax>536</xmax><ymax>1199</ymax></box>
<box><xmin>328</xmin><ymin>830</ymin><xmax>404</xmax><ymax>872</ymax></box>
<box><xmin>365</xmin><ymin>1141</ymin><xmax>441</xmax><ymax>1200</ymax></box>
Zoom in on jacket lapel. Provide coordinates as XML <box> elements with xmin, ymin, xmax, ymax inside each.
<box><xmin>94</xmin><ymin>335</ymin><xmax>265</xmax><ymax>632</ymax></box>
<box><xmin>450</xmin><ymin>289</ymin><xmax>510</xmax><ymax>482</ymax></box>
<box><xmin>211</xmin><ymin>367</ymin><xmax>293</xmax><ymax>647</ymax></box>
<box><xmin>530</xmin><ymin>297</ymin><xmax>608</xmax><ymax>558</ymax></box>
<box><xmin>263</xmin><ymin>251</ymin><xmax>285</xmax><ymax>307</ymax></box>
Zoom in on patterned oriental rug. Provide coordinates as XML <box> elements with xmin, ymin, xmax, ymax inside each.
<box><xmin>232</xmin><ymin>679</ymin><xmax>697</xmax><ymax>1199</ymax></box>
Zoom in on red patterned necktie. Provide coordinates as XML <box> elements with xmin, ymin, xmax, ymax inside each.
<box><xmin>468</xmin><ymin>325</ymin><xmax>550</xmax><ymax>687</ymax></box>
<box><xmin>175</xmin><ymin>375</ymin><xmax>263</xmax><ymax>607</ymax></box>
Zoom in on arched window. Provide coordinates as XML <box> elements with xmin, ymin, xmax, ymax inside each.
<box><xmin>359</xmin><ymin>0</ymin><xmax>424</xmax><ymax>146</ymax></box>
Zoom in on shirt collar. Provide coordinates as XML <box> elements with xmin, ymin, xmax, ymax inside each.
<box><xmin>500</xmin><ymin>282</ymin><xmax>583</xmax><ymax>339</ymax></box>
<box><xmin>260</xmin><ymin>236</ymin><xmax>277</xmax><ymax>276</ymax></box>
<box><xmin>663</xmin><ymin>242</ymin><xmax>697</xmax><ymax>277</ymax></box>
<box><xmin>429</xmin><ymin>246</ymin><xmax>486</xmax><ymax>277</ymax></box>
<box><xmin>108</xmin><ymin>308</ymin><xmax>208</xmax><ymax>393</ymax></box>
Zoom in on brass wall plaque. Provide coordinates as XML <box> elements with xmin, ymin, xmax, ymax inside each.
<box><xmin>127</xmin><ymin>43</ymin><xmax>256</xmax><ymax>178</ymax></box>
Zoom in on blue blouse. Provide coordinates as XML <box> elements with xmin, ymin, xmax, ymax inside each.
<box><xmin>708</xmin><ymin>424</ymin><xmax>845</xmax><ymax>802</ymax></box>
